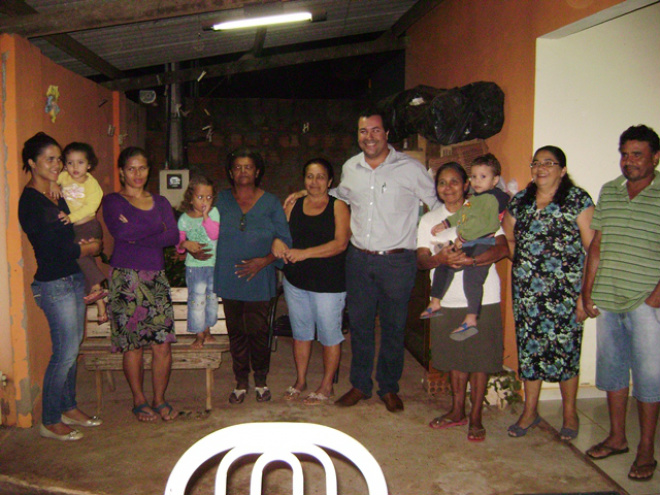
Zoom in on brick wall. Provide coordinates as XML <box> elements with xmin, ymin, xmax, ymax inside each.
<box><xmin>145</xmin><ymin>98</ymin><xmax>367</xmax><ymax>200</ymax></box>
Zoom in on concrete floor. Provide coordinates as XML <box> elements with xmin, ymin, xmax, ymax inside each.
<box><xmin>539</xmin><ymin>395</ymin><xmax>660</xmax><ymax>495</ymax></box>
<box><xmin>0</xmin><ymin>335</ymin><xmax>626</xmax><ymax>495</ymax></box>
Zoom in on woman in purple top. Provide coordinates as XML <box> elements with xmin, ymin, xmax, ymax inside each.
<box><xmin>102</xmin><ymin>147</ymin><xmax>179</xmax><ymax>422</ymax></box>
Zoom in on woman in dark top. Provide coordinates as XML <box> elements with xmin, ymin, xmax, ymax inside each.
<box><xmin>18</xmin><ymin>132</ymin><xmax>102</xmax><ymax>441</ymax></box>
<box><xmin>273</xmin><ymin>158</ymin><xmax>350</xmax><ymax>405</ymax></box>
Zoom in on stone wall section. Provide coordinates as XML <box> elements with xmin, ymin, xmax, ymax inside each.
<box><xmin>146</xmin><ymin>98</ymin><xmax>366</xmax><ymax>200</ymax></box>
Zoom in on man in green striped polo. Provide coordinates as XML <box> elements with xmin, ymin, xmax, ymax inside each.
<box><xmin>582</xmin><ymin>125</ymin><xmax>660</xmax><ymax>482</ymax></box>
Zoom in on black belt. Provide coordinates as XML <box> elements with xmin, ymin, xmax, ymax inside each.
<box><xmin>352</xmin><ymin>245</ymin><xmax>406</xmax><ymax>256</ymax></box>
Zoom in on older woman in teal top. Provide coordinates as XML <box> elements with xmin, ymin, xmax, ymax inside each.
<box><xmin>213</xmin><ymin>147</ymin><xmax>291</xmax><ymax>404</ymax></box>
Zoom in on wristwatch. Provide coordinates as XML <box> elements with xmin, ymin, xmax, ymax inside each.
<box><xmin>471</xmin><ymin>257</ymin><xmax>477</xmax><ymax>267</ymax></box>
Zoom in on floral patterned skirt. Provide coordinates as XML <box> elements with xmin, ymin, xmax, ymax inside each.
<box><xmin>108</xmin><ymin>267</ymin><xmax>176</xmax><ymax>353</ymax></box>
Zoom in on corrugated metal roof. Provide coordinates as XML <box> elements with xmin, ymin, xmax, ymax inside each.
<box><xmin>21</xmin><ymin>0</ymin><xmax>418</xmax><ymax>78</ymax></box>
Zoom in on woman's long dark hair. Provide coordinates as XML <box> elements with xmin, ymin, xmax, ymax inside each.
<box><xmin>22</xmin><ymin>132</ymin><xmax>61</xmax><ymax>173</ymax></box>
<box><xmin>519</xmin><ymin>145</ymin><xmax>575</xmax><ymax>208</ymax></box>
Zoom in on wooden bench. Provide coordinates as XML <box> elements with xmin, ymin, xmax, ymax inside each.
<box><xmin>81</xmin><ymin>287</ymin><xmax>229</xmax><ymax>414</ymax></box>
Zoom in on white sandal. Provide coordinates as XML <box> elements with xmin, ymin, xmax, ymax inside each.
<box><xmin>256</xmin><ymin>387</ymin><xmax>271</xmax><ymax>402</ymax></box>
<box><xmin>303</xmin><ymin>392</ymin><xmax>333</xmax><ymax>406</ymax></box>
<box><xmin>282</xmin><ymin>386</ymin><xmax>304</xmax><ymax>401</ymax></box>
<box><xmin>228</xmin><ymin>389</ymin><xmax>247</xmax><ymax>404</ymax></box>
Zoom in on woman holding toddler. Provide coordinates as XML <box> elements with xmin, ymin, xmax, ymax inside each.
<box><xmin>417</xmin><ymin>159</ymin><xmax>508</xmax><ymax>442</ymax></box>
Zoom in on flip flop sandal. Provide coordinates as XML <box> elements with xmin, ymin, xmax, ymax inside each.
<box><xmin>429</xmin><ymin>416</ymin><xmax>468</xmax><ymax>430</ymax></box>
<box><xmin>450</xmin><ymin>323</ymin><xmax>479</xmax><ymax>341</ymax></box>
<box><xmin>420</xmin><ymin>308</ymin><xmax>443</xmax><ymax>320</ymax></box>
<box><xmin>467</xmin><ymin>426</ymin><xmax>486</xmax><ymax>442</ymax></box>
<box><xmin>559</xmin><ymin>420</ymin><xmax>579</xmax><ymax>441</ymax></box>
<box><xmin>629</xmin><ymin>459</ymin><xmax>657</xmax><ymax>481</ymax></box>
<box><xmin>132</xmin><ymin>402</ymin><xmax>157</xmax><ymax>422</ymax></box>
<box><xmin>283</xmin><ymin>386</ymin><xmax>304</xmax><ymax>401</ymax></box>
<box><xmin>303</xmin><ymin>392</ymin><xmax>333</xmax><ymax>406</ymax></box>
<box><xmin>153</xmin><ymin>401</ymin><xmax>177</xmax><ymax>421</ymax></box>
<box><xmin>256</xmin><ymin>387</ymin><xmax>271</xmax><ymax>402</ymax></box>
<box><xmin>586</xmin><ymin>441</ymin><xmax>630</xmax><ymax>459</ymax></box>
<box><xmin>229</xmin><ymin>389</ymin><xmax>247</xmax><ymax>404</ymax></box>
<box><xmin>507</xmin><ymin>415</ymin><xmax>542</xmax><ymax>437</ymax></box>
<box><xmin>97</xmin><ymin>312</ymin><xmax>109</xmax><ymax>324</ymax></box>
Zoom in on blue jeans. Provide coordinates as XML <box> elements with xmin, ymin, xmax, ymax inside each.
<box><xmin>345</xmin><ymin>246</ymin><xmax>417</xmax><ymax>397</ymax></box>
<box><xmin>596</xmin><ymin>304</ymin><xmax>660</xmax><ymax>402</ymax></box>
<box><xmin>186</xmin><ymin>266</ymin><xmax>218</xmax><ymax>334</ymax></box>
<box><xmin>31</xmin><ymin>273</ymin><xmax>85</xmax><ymax>425</ymax></box>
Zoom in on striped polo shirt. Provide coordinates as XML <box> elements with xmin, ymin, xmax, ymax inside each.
<box><xmin>591</xmin><ymin>171</ymin><xmax>660</xmax><ymax>312</ymax></box>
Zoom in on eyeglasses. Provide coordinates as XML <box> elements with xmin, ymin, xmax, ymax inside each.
<box><xmin>232</xmin><ymin>164</ymin><xmax>255</xmax><ymax>172</ymax></box>
<box><xmin>530</xmin><ymin>160</ymin><xmax>560</xmax><ymax>170</ymax></box>
<box><xmin>239</xmin><ymin>213</ymin><xmax>247</xmax><ymax>231</ymax></box>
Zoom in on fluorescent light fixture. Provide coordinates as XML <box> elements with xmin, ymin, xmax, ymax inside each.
<box><xmin>212</xmin><ymin>12</ymin><xmax>312</xmax><ymax>31</ymax></box>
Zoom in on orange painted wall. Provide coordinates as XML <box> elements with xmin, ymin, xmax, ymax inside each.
<box><xmin>0</xmin><ymin>34</ymin><xmax>22</xmax><ymax>426</ymax></box>
<box><xmin>405</xmin><ymin>0</ymin><xmax>625</xmax><ymax>369</ymax></box>
<box><xmin>0</xmin><ymin>34</ymin><xmax>142</xmax><ymax>427</ymax></box>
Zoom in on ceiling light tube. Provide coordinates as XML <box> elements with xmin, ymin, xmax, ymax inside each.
<box><xmin>212</xmin><ymin>12</ymin><xmax>312</xmax><ymax>31</ymax></box>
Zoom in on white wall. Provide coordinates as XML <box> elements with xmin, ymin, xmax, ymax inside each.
<box><xmin>534</xmin><ymin>1</ymin><xmax>660</xmax><ymax>393</ymax></box>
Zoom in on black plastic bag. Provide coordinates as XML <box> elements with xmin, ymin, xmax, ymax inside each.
<box><xmin>378</xmin><ymin>82</ymin><xmax>505</xmax><ymax>145</ymax></box>
<box><xmin>422</xmin><ymin>82</ymin><xmax>505</xmax><ymax>145</ymax></box>
<box><xmin>378</xmin><ymin>85</ymin><xmax>442</xmax><ymax>143</ymax></box>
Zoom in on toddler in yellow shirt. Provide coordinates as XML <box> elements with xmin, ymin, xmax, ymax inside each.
<box><xmin>57</xmin><ymin>142</ymin><xmax>108</xmax><ymax>321</ymax></box>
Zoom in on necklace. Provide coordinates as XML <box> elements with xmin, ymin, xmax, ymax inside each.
<box><xmin>27</xmin><ymin>183</ymin><xmax>50</xmax><ymax>196</ymax></box>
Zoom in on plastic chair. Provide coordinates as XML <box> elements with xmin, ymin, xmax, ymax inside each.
<box><xmin>266</xmin><ymin>285</ymin><xmax>292</xmax><ymax>352</ymax></box>
<box><xmin>164</xmin><ymin>422</ymin><xmax>388</xmax><ymax>495</ymax></box>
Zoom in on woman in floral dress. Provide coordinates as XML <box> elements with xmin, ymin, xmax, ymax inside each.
<box><xmin>103</xmin><ymin>147</ymin><xmax>179</xmax><ymax>422</ymax></box>
<box><xmin>503</xmin><ymin>145</ymin><xmax>594</xmax><ymax>440</ymax></box>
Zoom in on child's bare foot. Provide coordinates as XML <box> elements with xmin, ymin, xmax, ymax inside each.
<box><xmin>191</xmin><ymin>333</ymin><xmax>205</xmax><ymax>349</ymax></box>
<box><xmin>96</xmin><ymin>299</ymin><xmax>108</xmax><ymax>324</ymax></box>
<box><xmin>84</xmin><ymin>287</ymin><xmax>107</xmax><ymax>305</ymax></box>
<box><xmin>203</xmin><ymin>327</ymin><xmax>215</xmax><ymax>343</ymax></box>
<box><xmin>421</xmin><ymin>299</ymin><xmax>443</xmax><ymax>319</ymax></box>
<box><xmin>463</xmin><ymin>314</ymin><xmax>477</xmax><ymax>328</ymax></box>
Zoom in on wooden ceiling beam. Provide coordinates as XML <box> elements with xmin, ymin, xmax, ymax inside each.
<box><xmin>102</xmin><ymin>33</ymin><xmax>407</xmax><ymax>92</ymax></box>
<box><xmin>0</xmin><ymin>0</ymin><xmax>269</xmax><ymax>38</ymax></box>
<box><xmin>0</xmin><ymin>0</ymin><xmax>125</xmax><ymax>79</ymax></box>
<box><xmin>0</xmin><ymin>0</ymin><xmax>35</xmax><ymax>16</ymax></box>
<box><xmin>390</xmin><ymin>0</ymin><xmax>445</xmax><ymax>38</ymax></box>
<box><xmin>240</xmin><ymin>27</ymin><xmax>268</xmax><ymax>60</ymax></box>
<box><xmin>44</xmin><ymin>35</ymin><xmax>126</xmax><ymax>79</ymax></box>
